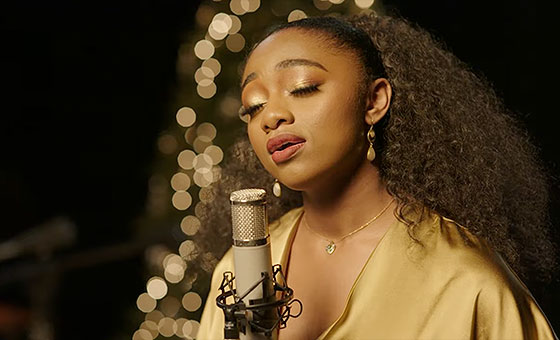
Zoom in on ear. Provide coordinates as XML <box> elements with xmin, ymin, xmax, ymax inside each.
<box><xmin>363</xmin><ymin>78</ymin><xmax>392</xmax><ymax>125</ymax></box>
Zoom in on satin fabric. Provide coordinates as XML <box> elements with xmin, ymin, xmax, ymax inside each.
<box><xmin>198</xmin><ymin>207</ymin><xmax>557</xmax><ymax>339</ymax></box>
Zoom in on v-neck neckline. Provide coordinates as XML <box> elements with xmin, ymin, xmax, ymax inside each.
<box><xmin>276</xmin><ymin>208</ymin><xmax>400</xmax><ymax>339</ymax></box>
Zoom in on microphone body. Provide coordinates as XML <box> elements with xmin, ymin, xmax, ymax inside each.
<box><xmin>230</xmin><ymin>189</ymin><xmax>277</xmax><ymax>340</ymax></box>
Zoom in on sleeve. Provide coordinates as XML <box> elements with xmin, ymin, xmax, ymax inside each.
<box><xmin>197</xmin><ymin>249</ymin><xmax>233</xmax><ymax>340</ymax></box>
<box><xmin>473</xmin><ymin>264</ymin><xmax>557</xmax><ymax>340</ymax></box>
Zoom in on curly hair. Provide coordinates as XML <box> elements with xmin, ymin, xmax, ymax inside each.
<box><xmin>195</xmin><ymin>14</ymin><xmax>557</xmax><ymax>284</ymax></box>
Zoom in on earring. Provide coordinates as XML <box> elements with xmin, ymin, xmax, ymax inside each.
<box><xmin>273</xmin><ymin>179</ymin><xmax>282</xmax><ymax>198</ymax></box>
<box><xmin>366</xmin><ymin>125</ymin><xmax>376</xmax><ymax>161</ymax></box>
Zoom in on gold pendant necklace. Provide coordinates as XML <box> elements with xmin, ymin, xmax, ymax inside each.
<box><xmin>303</xmin><ymin>198</ymin><xmax>395</xmax><ymax>255</ymax></box>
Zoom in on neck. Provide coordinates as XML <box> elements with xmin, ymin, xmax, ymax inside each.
<box><xmin>301</xmin><ymin>162</ymin><xmax>395</xmax><ymax>240</ymax></box>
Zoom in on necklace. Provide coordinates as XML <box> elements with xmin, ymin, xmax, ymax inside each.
<box><xmin>303</xmin><ymin>198</ymin><xmax>395</xmax><ymax>255</ymax></box>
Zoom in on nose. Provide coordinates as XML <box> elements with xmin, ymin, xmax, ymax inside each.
<box><xmin>260</xmin><ymin>100</ymin><xmax>294</xmax><ymax>133</ymax></box>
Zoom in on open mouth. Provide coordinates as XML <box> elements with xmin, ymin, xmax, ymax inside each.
<box><xmin>271</xmin><ymin>141</ymin><xmax>305</xmax><ymax>163</ymax></box>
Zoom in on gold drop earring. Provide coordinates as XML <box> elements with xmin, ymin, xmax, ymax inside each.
<box><xmin>367</xmin><ymin>124</ymin><xmax>376</xmax><ymax>161</ymax></box>
<box><xmin>273</xmin><ymin>179</ymin><xmax>282</xmax><ymax>198</ymax></box>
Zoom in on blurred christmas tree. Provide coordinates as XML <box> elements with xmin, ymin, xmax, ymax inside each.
<box><xmin>131</xmin><ymin>1</ymin><xmax>377</xmax><ymax>339</ymax></box>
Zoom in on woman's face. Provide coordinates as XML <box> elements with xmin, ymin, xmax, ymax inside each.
<box><xmin>241</xmin><ymin>28</ymin><xmax>368</xmax><ymax>191</ymax></box>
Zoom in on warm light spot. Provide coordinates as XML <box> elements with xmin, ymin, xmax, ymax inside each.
<box><xmin>329</xmin><ymin>0</ymin><xmax>345</xmax><ymax>3</ymax></box>
<box><xmin>164</xmin><ymin>265</ymin><xmax>185</xmax><ymax>283</ymax></box>
<box><xmin>184</xmin><ymin>127</ymin><xmax>197</xmax><ymax>145</ymax></box>
<box><xmin>202</xmin><ymin>58</ymin><xmax>221</xmax><ymax>76</ymax></box>
<box><xmin>137</xmin><ymin>293</ymin><xmax>157</xmax><ymax>313</ymax></box>
<box><xmin>147</xmin><ymin>277</ymin><xmax>168</xmax><ymax>300</ymax></box>
<box><xmin>204</xmin><ymin>145</ymin><xmax>224</xmax><ymax>165</ymax></box>
<box><xmin>175</xmin><ymin>318</ymin><xmax>188</xmax><ymax>337</ymax></box>
<box><xmin>176</xmin><ymin>107</ymin><xmax>196</xmax><ymax>127</ymax></box>
<box><xmin>208</xmin><ymin>24</ymin><xmax>228</xmax><ymax>40</ymax></box>
<box><xmin>170</xmin><ymin>172</ymin><xmax>191</xmax><ymax>191</ymax></box>
<box><xmin>196</xmin><ymin>123</ymin><xmax>217</xmax><ymax>140</ymax></box>
<box><xmin>242</xmin><ymin>0</ymin><xmax>260</xmax><ymax>12</ymax></box>
<box><xmin>313</xmin><ymin>0</ymin><xmax>333</xmax><ymax>10</ymax></box>
<box><xmin>182</xmin><ymin>292</ymin><xmax>203</xmax><ymax>312</ymax></box>
<box><xmin>226</xmin><ymin>33</ymin><xmax>245</xmax><ymax>52</ymax></box>
<box><xmin>161</xmin><ymin>296</ymin><xmax>181</xmax><ymax>317</ymax></box>
<box><xmin>194</xmin><ymin>66</ymin><xmax>214</xmax><ymax>83</ymax></box>
<box><xmin>193</xmin><ymin>169</ymin><xmax>214</xmax><ymax>187</ymax></box>
<box><xmin>193</xmin><ymin>153</ymin><xmax>214</xmax><ymax>171</ymax></box>
<box><xmin>194</xmin><ymin>40</ymin><xmax>215</xmax><ymax>60</ymax></box>
<box><xmin>177</xmin><ymin>150</ymin><xmax>196</xmax><ymax>170</ymax></box>
<box><xmin>172</xmin><ymin>191</ymin><xmax>192</xmax><ymax>210</ymax></box>
<box><xmin>145</xmin><ymin>310</ymin><xmax>164</xmax><ymax>323</ymax></box>
<box><xmin>199</xmin><ymin>187</ymin><xmax>216</xmax><ymax>204</ymax></box>
<box><xmin>355</xmin><ymin>0</ymin><xmax>375</xmax><ymax>8</ymax></box>
<box><xmin>211</xmin><ymin>13</ymin><xmax>232</xmax><ymax>33</ymax></box>
<box><xmin>230</xmin><ymin>0</ymin><xmax>247</xmax><ymax>15</ymax></box>
<box><xmin>179</xmin><ymin>240</ymin><xmax>198</xmax><ymax>261</ymax></box>
<box><xmin>140</xmin><ymin>320</ymin><xmax>159</xmax><ymax>339</ymax></box>
<box><xmin>181</xmin><ymin>272</ymin><xmax>198</xmax><ymax>292</ymax></box>
<box><xmin>196</xmin><ymin>80</ymin><xmax>217</xmax><ymax>99</ymax></box>
<box><xmin>182</xmin><ymin>320</ymin><xmax>201</xmax><ymax>339</ymax></box>
<box><xmin>163</xmin><ymin>253</ymin><xmax>184</xmax><ymax>269</ymax></box>
<box><xmin>133</xmin><ymin>329</ymin><xmax>153</xmax><ymax>340</ymax></box>
<box><xmin>158</xmin><ymin>317</ymin><xmax>177</xmax><ymax>337</ymax></box>
<box><xmin>157</xmin><ymin>134</ymin><xmax>178</xmax><ymax>155</ymax></box>
<box><xmin>288</xmin><ymin>9</ymin><xmax>307</xmax><ymax>22</ymax></box>
<box><xmin>228</xmin><ymin>15</ymin><xmax>242</xmax><ymax>34</ymax></box>
<box><xmin>193</xmin><ymin>137</ymin><xmax>213</xmax><ymax>154</ymax></box>
<box><xmin>181</xmin><ymin>216</ymin><xmax>201</xmax><ymax>236</ymax></box>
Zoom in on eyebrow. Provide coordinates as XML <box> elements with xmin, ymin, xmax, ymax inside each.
<box><xmin>241</xmin><ymin>58</ymin><xmax>328</xmax><ymax>90</ymax></box>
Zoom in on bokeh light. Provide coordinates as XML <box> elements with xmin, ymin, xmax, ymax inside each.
<box><xmin>199</xmin><ymin>187</ymin><xmax>216</xmax><ymax>204</ymax></box>
<box><xmin>182</xmin><ymin>320</ymin><xmax>200</xmax><ymax>339</ymax></box>
<box><xmin>179</xmin><ymin>240</ymin><xmax>198</xmax><ymax>261</ymax></box>
<box><xmin>181</xmin><ymin>215</ymin><xmax>201</xmax><ymax>236</ymax></box>
<box><xmin>176</xmin><ymin>107</ymin><xmax>197</xmax><ymax>127</ymax></box>
<box><xmin>140</xmin><ymin>320</ymin><xmax>159</xmax><ymax>339</ymax></box>
<box><xmin>177</xmin><ymin>150</ymin><xmax>196</xmax><ymax>170</ymax></box>
<box><xmin>202</xmin><ymin>58</ymin><xmax>221</xmax><ymax>76</ymax></box>
<box><xmin>145</xmin><ymin>310</ymin><xmax>164</xmax><ymax>323</ymax></box>
<box><xmin>330</xmin><ymin>0</ymin><xmax>345</xmax><ymax>3</ymax></box>
<box><xmin>133</xmin><ymin>329</ymin><xmax>153</xmax><ymax>340</ymax></box>
<box><xmin>196</xmin><ymin>79</ymin><xmax>217</xmax><ymax>99</ymax></box>
<box><xmin>288</xmin><ymin>9</ymin><xmax>307</xmax><ymax>22</ymax></box>
<box><xmin>196</xmin><ymin>123</ymin><xmax>217</xmax><ymax>140</ymax></box>
<box><xmin>194</xmin><ymin>40</ymin><xmax>215</xmax><ymax>60</ymax></box>
<box><xmin>230</xmin><ymin>0</ymin><xmax>247</xmax><ymax>15</ymax></box>
<box><xmin>137</xmin><ymin>293</ymin><xmax>157</xmax><ymax>313</ymax></box>
<box><xmin>314</xmin><ymin>0</ymin><xmax>333</xmax><ymax>10</ymax></box>
<box><xmin>146</xmin><ymin>277</ymin><xmax>168</xmax><ymax>300</ymax></box>
<box><xmin>182</xmin><ymin>292</ymin><xmax>203</xmax><ymax>312</ymax></box>
<box><xmin>226</xmin><ymin>33</ymin><xmax>246</xmax><ymax>52</ymax></box>
<box><xmin>161</xmin><ymin>296</ymin><xmax>181</xmax><ymax>317</ymax></box>
<box><xmin>170</xmin><ymin>172</ymin><xmax>191</xmax><ymax>191</ymax></box>
<box><xmin>194</xmin><ymin>66</ymin><xmax>214</xmax><ymax>83</ymax></box>
<box><xmin>175</xmin><ymin>318</ymin><xmax>188</xmax><ymax>337</ymax></box>
<box><xmin>355</xmin><ymin>0</ymin><xmax>375</xmax><ymax>8</ymax></box>
<box><xmin>172</xmin><ymin>191</ymin><xmax>192</xmax><ymax>210</ymax></box>
<box><xmin>193</xmin><ymin>137</ymin><xmax>213</xmax><ymax>153</ymax></box>
<box><xmin>204</xmin><ymin>145</ymin><xmax>224</xmax><ymax>165</ymax></box>
<box><xmin>158</xmin><ymin>317</ymin><xmax>177</xmax><ymax>337</ymax></box>
<box><xmin>228</xmin><ymin>15</ymin><xmax>242</xmax><ymax>34</ymax></box>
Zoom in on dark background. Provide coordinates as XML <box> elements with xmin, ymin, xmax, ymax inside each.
<box><xmin>1</xmin><ymin>1</ymin><xmax>557</xmax><ymax>339</ymax></box>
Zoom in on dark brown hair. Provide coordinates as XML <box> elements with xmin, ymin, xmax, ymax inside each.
<box><xmin>195</xmin><ymin>14</ymin><xmax>556</xmax><ymax>284</ymax></box>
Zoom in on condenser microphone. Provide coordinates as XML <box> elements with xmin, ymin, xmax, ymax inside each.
<box><xmin>230</xmin><ymin>188</ymin><xmax>277</xmax><ymax>340</ymax></box>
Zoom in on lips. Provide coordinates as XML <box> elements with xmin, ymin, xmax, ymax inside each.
<box><xmin>267</xmin><ymin>134</ymin><xmax>306</xmax><ymax>164</ymax></box>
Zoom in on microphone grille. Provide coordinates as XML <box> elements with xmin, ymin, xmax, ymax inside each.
<box><xmin>230</xmin><ymin>189</ymin><xmax>268</xmax><ymax>242</ymax></box>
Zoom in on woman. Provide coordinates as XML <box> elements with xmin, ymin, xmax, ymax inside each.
<box><xmin>196</xmin><ymin>13</ymin><xmax>557</xmax><ymax>339</ymax></box>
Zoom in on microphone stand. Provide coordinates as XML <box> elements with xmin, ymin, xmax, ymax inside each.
<box><xmin>216</xmin><ymin>264</ymin><xmax>302</xmax><ymax>340</ymax></box>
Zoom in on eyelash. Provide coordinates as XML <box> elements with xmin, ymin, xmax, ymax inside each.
<box><xmin>240</xmin><ymin>84</ymin><xmax>321</xmax><ymax>117</ymax></box>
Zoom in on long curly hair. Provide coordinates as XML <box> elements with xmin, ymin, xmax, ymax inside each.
<box><xmin>195</xmin><ymin>13</ymin><xmax>556</xmax><ymax>284</ymax></box>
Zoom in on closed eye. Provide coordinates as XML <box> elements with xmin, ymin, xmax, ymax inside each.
<box><xmin>239</xmin><ymin>102</ymin><xmax>265</xmax><ymax>118</ymax></box>
<box><xmin>290</xmin><ymin>84</ymin><xmax>320</xmax><ymax>97</ymax></box>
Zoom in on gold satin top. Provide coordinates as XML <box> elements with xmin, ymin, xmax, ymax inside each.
<box><xmin>198</xmin><ymin>207</ymin><xmax>557</xmax><ymax>339</ymax></box>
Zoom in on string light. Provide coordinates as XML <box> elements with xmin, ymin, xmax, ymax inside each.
<box><xmin>171</xmin><ymin>191</ymin><xmax>192</xmax><ymax>210</ymax></box>
<box><xmin>176</xmin><ymin>107</ymin><xmax>197</xmax><ymax>127</ymax></box>
<box><xmin>178</xmin><ymin>150</ymin><xmax>196</xmax><ymax>170</ymax></box>
<box><xmin>136</xmin><ymin>293</ymin><xmax>157</xmax><ymax>313</ymax></box>
<box><xmin>194</xmin><ymin>40</ymin><xmax>215</xmax><ymax>60</ymax></box>
<box><xmin>158</xmin><ymin>317</ymin><xmax>177</xmax><ymax>337</ymax></box>
<box><xmin>202</xmin><ymin>58</ymin><xmax>221</xmax><ymax>76</ymax></box>
<box><xmin>140</xmin><ymin>320</ymin><xmax>159</xmax><ymax>339</ymax></box>
<box><xmin>132</xmin><ymin>329</ymin><xmax>152</xmax><ymax>340</ymax></box>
